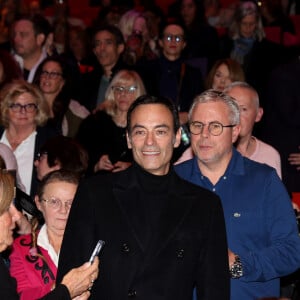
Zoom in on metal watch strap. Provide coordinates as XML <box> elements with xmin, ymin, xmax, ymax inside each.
<box><xmin>229</xmin><ymin>255</ymin><xmax>243</xmax><ymax>279</ymax></box>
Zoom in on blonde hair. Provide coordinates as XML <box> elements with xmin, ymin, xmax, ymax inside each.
<box><xmin>104</xmin><ymin>70</ymin><xmax>146</xmax><ymax>117</ymax></box>
<box><xmin>0</xmin><ymin>80</ymin><xmax>50</xmax><ymax>128</ymax></box>
<box><xmin>118</xmin><ymin>9</ymin><xmax>141</xmax><ymax>41</ymax></box>
<box><xmin>0</xmin><ymin>170</ymin><xmax>15</xmax><ymax>216</ymax></box>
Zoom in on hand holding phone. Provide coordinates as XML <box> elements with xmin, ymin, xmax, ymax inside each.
<box><xmin>89</xmin><ymin>240</ymin><xmax>105</xmax><ymax>263</ymax></box>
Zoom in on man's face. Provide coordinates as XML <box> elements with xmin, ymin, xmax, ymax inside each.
<box><xmin>159</xmin><ymin>24</ymin><xmax>186</xmax><ymax>61</ymax></box>
<box><xmin>93</xmin><ymin>30</ymin><xmax>124</xmax><ymax>69</ymax></box>
<box><xmin>227</xmin><ymin>87</ymin><xmax>262</xmax><ymax>139</ymax></box>
<box><xmin>127</xmin><ymin>103</ymin><xmax>181</xmax><ymax>176</ymax></box>
<box><xmin>181</xmin><ymin>0</ymin><xmax>196</xmax><ymax>26</ymax></box>
<box><xmin>13</xmin><ymin>20</ymin><xmax>41</xmax><ymax>58</ymax></box>
<box><xmin>190</xmin><ymin>101</ymin><xmax>240</xmax><ymax>168</ymax></box>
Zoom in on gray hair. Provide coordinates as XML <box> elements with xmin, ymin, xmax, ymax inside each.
<box><xmin>189</xmin><ymin>89</ymin><xmax>240</xmax><ymax>125</ymax></box>
<box><xmin>229</xmin><ymin>1</ymin><xmax>265</xmax><ymax>41</ymax></box>
<box><xmin>224</xmin><ymin>81</ymin><xmax>260</xmax><ymax>109</ymax></box>
<box><xmin>103</xmin><ymin>70</ymin><xmax>146</xmax><ymax>118</ymax></box>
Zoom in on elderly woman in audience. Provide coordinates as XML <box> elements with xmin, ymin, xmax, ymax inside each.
<box><xmin>77</xmin><ymin>69</ymin><xmax>146</xmax><ymax>173</ymax></box>
<box><xmin>205</xmin><ymin>58</ymin><xmax>245</xmax><ymax>91</ymax></box>
<box><xmin>35</xmin><ymin>56</ymin><xmax>90</xmax><ymax>137</ymax></box>
<box><xmin>220</xmin><ymin>1</ymin><xmax>284</xmax><ymax>98</ymax></box>
<box><xmin>0</xmin><ymin>170</ymin><xmax>99</xmax><ymax>300</ymax></box>
<box><xmin>9</xmin><ymin>170</ymin><xmax>99</xmax><ymax>300</ymax></box>
<box><xmin>0</xmin><ymin>80</ymin><xmax>58</xmax><ymax>197</ymax></box>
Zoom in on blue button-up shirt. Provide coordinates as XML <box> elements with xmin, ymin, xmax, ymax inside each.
<box><xmin>175</xmin><ymin>148</ymin><xmax>300</xmax><ymax>300</ymax></box>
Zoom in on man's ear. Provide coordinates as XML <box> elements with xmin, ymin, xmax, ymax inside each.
<box><xmin>173</xmin><ymin>128</ymin><xmax>182</xmax><ymax>148</ymax></box>
<box><xmin>36</xmin><ymin>33</ymin><xmax>46</xmax><ymax>47</ymax></box>
<box><xmin>126</xmin><ymin>131</ymin><xmax>132</xmax><ymax>149</ymax></box>
<box><xmin>255</xmin><ymin>107</ymin><xmax>263</xmax><ymax>123</ymax></box>
<box><xmin>158</xmin><ymin>38</ymin><xmax>163</xmax><ymax>48</ymax></box>
<box><xmin>117</xmin><ymin>43</ymin><xmax>125</xmax><ymax>55</ymax></box>
<box><xmin>232</xmin><ymin>124</ymin><xmax>241</xmax><ymax>143</ymax></box>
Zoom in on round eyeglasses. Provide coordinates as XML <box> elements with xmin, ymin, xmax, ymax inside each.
<box><xmin>42</xmin><ymin>197</ymin><xmax>73</xmax><ymax>211</ymax></box>
<box><xmin>164</xmin><ymin>34</ymin><xmax>184</xmax><ymax>43</ymax></box>
<box><xmin>9</xmin><ymin>103</ymin><xmax>38</xmax><ymax>113</ymax></box>
<box><xmin>35</xmin><ymin>151</ymin><xmax>48</xmax><ymax>162</ymax></box>
<box><xmin>112</xmin><ymin>86</ymin><xmax>137</xmax><ymax>95</ymax></box>
<box><xmin>189</xmin><ymin>121</ymin><xmax>236</xmax><ymax>136</ymax></box>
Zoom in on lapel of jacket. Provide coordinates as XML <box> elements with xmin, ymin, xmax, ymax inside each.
<box><xmin>112</xmin><ymin>168</ymin><xmax>148</xmax><ymax>252</ymax></box>
<box><xmin>113</xmin><ymin>168</ymin><xmax>196</xmax><ymax>272</ymax></box>
<box><xmin>140</xmin><ymin>172</ymin><xmax>195</xmax><ymax>270</ymax></box>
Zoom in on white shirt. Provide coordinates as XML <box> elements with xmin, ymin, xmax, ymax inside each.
<box><xmin>38</xmin><ymin>224</ymin><xmax>59</xmax><ymax>267</ymax></box>
<box><xmin>0</xmin><ymin>130</ymin><xmax>37</xmax><ymax>195</ymax></box>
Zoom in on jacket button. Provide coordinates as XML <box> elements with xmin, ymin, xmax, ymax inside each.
<box><xmin>128</xmin><ymin>289</ymin><xmax>137</xmax><ymax>297</ymax></box>
<box><xmin>122</xmin><ymin>243</ymin><xmax>130</xmax><ymax>252</ymax></box>
<box><xmin>177</xmin><ymin>249</ymin><xmax>184</xmax><ymax>258</ymax></box>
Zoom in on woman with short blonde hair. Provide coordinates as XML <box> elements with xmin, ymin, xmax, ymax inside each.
<box><xmin>0</xmin><ymin>80</ymin><xmax>58</xmax><ymax>197</ymax></box>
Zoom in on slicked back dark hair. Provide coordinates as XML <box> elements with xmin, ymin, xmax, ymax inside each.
<box><xmin>127</xmin><ymin>95</ymin><xmax>180</xmax><ymax>134</ymax></box>
<box><xmin>92</xmin><ymin>24</ymin><xmax>125</xmax><ymax>47</ymax></box>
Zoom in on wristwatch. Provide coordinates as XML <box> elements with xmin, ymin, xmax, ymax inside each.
<box><xmin>229</xmin><ymin>255</ymin><xmax>243</xmax><ymax>279</ymax></box>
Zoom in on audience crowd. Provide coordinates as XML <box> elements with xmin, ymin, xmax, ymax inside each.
<box><xmin>0</xmin><ymin>0</ymin><xmax>300</xmax><ymax>299</ymax></box>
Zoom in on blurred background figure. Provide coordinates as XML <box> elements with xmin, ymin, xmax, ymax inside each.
<box><xmin>0</xmin><ymin>49</ymin><xmax>23</xmax><ymax>89</ymax></box>
<box><xmin>205</xmin><ymin>58</ymin><xmax>245</xmax><ymax>90</ymax></box>
<box><xmin>119</xmin><ymin>9</ymin><xmax>158</xmax><ymax>65</ymax></box>
<box><xmin>61</xmin><ymin>25</ymin><xmax>97</xmax><ymax>74</ymax></box>
<box><xmin>35</xmin><ymin>56</ymin><xmax>90</xmax><ymax>137</ymax></box>
<box><xmin>0</xmin><ymin>0</ymin><xmax>24</xmax><ymax>50</ymax></box>
<box><xmin>0</xmin><ymin>142</ymin><xmax>24</xmax><ymax>191</ymax></box>
<box><xmin>34</xmin><ymin>135</ymin><xmax>88</xmax><ymax>181</ymax></box>
<box><xmin>173</xmin><ymin>0</ymin><xmax>220</xmax><ymax>68</ymax></box>
<box><xmin>77</xmin><ymin>69</ymin><xmax>145</xmax><ymax>174</ymax></box>
<box><xmin>220</xmin><ymin>1</ymin><xmax>284</xmax><ymax>103</ymax></box>
<box><xmin>12</xmin><ymin>14</ymin><xmax>52</xmax><ymax>83</ymax></box>
<box><xmin>260</xmin><ymin>0</ymin><xmax>295</xmax><ymax>34</ymax></box>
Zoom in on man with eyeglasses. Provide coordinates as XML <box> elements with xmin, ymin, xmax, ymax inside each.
<box><xmin>137</xmin><ymin>23</ymin><xmax>204</xmax><ymax>126</ymax></box>
<box><xmin>175</xmin><ymin>90</ymin><xmax>300</xmax><ymax>300</ymax></box>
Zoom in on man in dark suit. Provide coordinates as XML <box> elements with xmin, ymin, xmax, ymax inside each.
<box><xmin>78</xmin><ymin>25</ymin><xmax>128</xmax><ymax>112</ymax></box>
<box><xmin>57</xmin><ymin>95</ymin><xmax>229</xmax><ymax>299</ymax></box>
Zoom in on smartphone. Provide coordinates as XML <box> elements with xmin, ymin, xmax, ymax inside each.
<box><xmin>89</xmin><ymin>240</ymin><xmax>105</xmax><ymax>263</ymax></box>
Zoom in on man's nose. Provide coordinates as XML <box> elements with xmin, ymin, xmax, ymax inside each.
<box><xmin>145</xmin><ymin>132</ymin><xmax>155</xmax><ymax>145</ymax></box>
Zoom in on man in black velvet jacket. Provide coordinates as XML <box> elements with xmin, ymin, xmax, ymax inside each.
<box><xmin>57</xmin><ymin>95</ymin><xmax>229</xmax><ymax>300</ymax></box>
